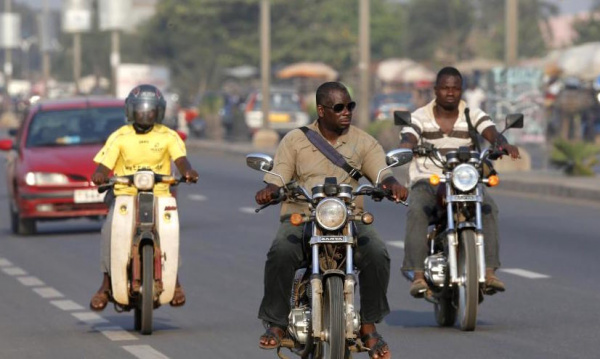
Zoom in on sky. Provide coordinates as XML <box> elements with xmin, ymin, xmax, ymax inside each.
<box><xmin>13</xmin><ymin>0</ymin><xmax>598</xmax><ymax>15</ymax></box>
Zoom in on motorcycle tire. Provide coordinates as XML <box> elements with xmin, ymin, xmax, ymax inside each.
<box><xmin>136</xmin><ymin>244</ymin><xmax>154</xmax><ymax>335</ymax></box>
<box><xmin>457</xmin><ymin>230</ymin><xmax>478</xmax><ymax>331</ymax></box>
<box><xmin>314</xmin><ymin>276</ymin><xmax>349</xmax><ymax>359</ymax></box>
<box><xmin>434</xmin><ymin>295</ymin><xmax>456</xmax><ymax>327</ymax></box>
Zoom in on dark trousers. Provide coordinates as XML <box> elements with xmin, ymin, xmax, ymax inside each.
<box><xmin>401</xmin><ymin>180</ymin><xmax>501</xmax><ymax>272</ymax></box>
<box><xmin>258</xmin><ymin>221</ymin><xmax>391</xmax><ymax>328</ymax></box>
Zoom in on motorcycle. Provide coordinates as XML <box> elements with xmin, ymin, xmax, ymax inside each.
<box><xmin>246</xmin><ymin>148</ymin><xmax>413</xmax><ymax>359</ymax></box>
<box><xmin>98</xmin><ymin>170</ymin><xmax>193</xmax><ymax>335</ymax></box>
<box><xmin>394</xmin><ymin>110</ymin><xmax>523</xmax><ymax>331</ymax></box>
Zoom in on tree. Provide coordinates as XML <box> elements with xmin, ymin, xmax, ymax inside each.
<box><xmin>572</xmin><ymin>0</ymin><xmax>600</xmax><ymax>45</ymax></box>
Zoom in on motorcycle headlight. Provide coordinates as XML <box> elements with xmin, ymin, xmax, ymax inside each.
<box><xmin>133</xmin><ymin>171</ymin><xmax>155</xmax><ymax>191</ymax></box>
<box><xmin>25</xmin><ymin>172</ymin><xmax>69</xmax><ymax>186</ymax></box>
<box><xmin>315</xmin><ymin>198</ymin><xmax>347</xmax><ymax>231</ymax></box>
<box><xmin>451</xmin><ymin>164</ymin><xmax>480</xmax><ymax>192</ymax></box>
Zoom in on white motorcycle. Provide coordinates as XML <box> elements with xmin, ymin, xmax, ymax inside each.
<box><xmin>99</xmin><ymin>170</ymin><xmax>192</xmax><ymax>335</ymax></box>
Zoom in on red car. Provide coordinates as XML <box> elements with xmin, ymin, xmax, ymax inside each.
<box><xmin>0</xmin><ymin>97</ymin><xmax>127</xmax><ymax>235</ymax></box>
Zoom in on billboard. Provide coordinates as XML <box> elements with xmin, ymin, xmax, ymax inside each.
<box><xmin>0</xmin><ymin>13</ymin><xmax>21</xmax><ymax>49</ymax></box>
<box><xmin>116</xmin><ymin>63</ymin><xmax>171</xmax><ymax>99</ymax></box>
<box><xmin>62</xmin><ymin>0</ymin><xmax>92</xmax><ymax>33</ymax></box>
<box><xmin>98</xmin><ymin>0</ymin><xmax>132</xmax><ymax>31</ymax></box>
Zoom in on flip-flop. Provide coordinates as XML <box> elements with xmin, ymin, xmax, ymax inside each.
<box><xmin>258</xmin><ymin>326</ymin><xmax>285</xmax><ymax>350</ymax></box>
<box><xmin>89</xmin><ymin>291</ymin><xmax>109</xmax><ymax>312</ymax></box>
<box><xmin>170</xmin><ymin>285</ymin><xmax>186</xmax><ymax>307</ymax></box>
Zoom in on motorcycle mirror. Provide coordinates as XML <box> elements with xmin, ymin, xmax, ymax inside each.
<box><xmin>385</xmin><ymin>148</ymin><xmax>413</xmax><ymax>167</ymax></box>
<box><xmin>246</xmin><ymin>153</ymin><xmax>274</xmax><ymax>172</ymax></box>
<box><xmin>393</xmin><ymin>111</ymin><xmax>412</xmax><ymax>127</ymax></box>
<box><xmin>504</xmin><ymin>113</ymin><xmax>524</xmax><ymax>130</ymax></box>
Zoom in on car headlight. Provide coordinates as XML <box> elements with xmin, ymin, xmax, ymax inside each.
<box><xmin>133</xmin><ymin>171</ymin><xmax>155</xmax><ymax>191</ymax></box>
<box><xmin>25</xmin><ymin>172</ymin><xmax>69</xmax><ymax>186</ymax></box>
<box><xmin>451</xmin><ymin>164</ymin><xmax>480</xmax><ymax>192</ymax></box>
<box><xmin>315</xmin><ymin>198</ymin><xmax>347</xmax><ymax>231</ymax></box>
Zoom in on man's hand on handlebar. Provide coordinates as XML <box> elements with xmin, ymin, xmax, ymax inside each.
<box><xmin>498</xmin><ymin>143</ymin><xmax>520</xmax><ymax>159</ymax></box>
<box><xmin>380</xmin><ymin>177</ymin><xmax>409</xmax><ymax>203</ymax></box>
<box><xmin>183</xmin><ymin>169</ymin><xmax>199</xmax><ymax>183</ymax></box>
<box><xmin>255</xmin><ymin>183</ymin><xmax>281</xmax><ymax>205</ymax></box>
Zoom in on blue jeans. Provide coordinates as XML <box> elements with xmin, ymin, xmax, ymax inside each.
<box><xmin>401</xmin><ymin>180</ymin><xmax>501</xmax><ymax>272</ymax></box>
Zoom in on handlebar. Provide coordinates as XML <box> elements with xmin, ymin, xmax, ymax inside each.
<box><xmin>353</xmin><ymin>185</ymin><xmax>408</xmax><ymax>206</ymax></box>
<box><xmin>96</xmin><ymin>174</ymin><xmax>192</xmax><ymax>194</ymax></box>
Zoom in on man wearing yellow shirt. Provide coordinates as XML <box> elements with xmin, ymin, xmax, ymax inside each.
<box><xmin>89</xmin><ymin>84</ymin><xmax>198</xmax><ymax>311</ymax></box>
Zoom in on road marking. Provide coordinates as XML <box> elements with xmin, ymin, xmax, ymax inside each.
<box><xmin>387</xmin><ymin>241</ymin><xmax>405</xmax><ymax>249</ymax></box>
<box><xmin>0</xmin><ymin>258</ymin><xmax>13</xmax><ymax>267</ymax></box>
<box><xmin>97</xmin><ymin>326</ymin><xmax>138</xmax><ymax>341</ymax></box>
<box><xmin>122</xmin><ymin>345</ymin><xmax>170</xmax><ymax>359</ymax></box>
<box><xmin>188</xmin><ymin>194</ymin><xmax>207</xmax><ymax>201</ymax></box>
<box><xmin>33</xmin><ymin>287</ymin><xmax>64</xmax><ymax>299</ymax></box>
<box><xmin>239</xmin><ymin>207</ymin><xmax>258</xmax><ymax>214</ymax></box>
<box><xmin>500</xmin><ymin>268</ymin><xmax>551</xmax><ymax>279</ymax></box>
<box><xmin>71</xmin><ymin>312</ymin><xmax>110</xmax><ymax>324</ymax></box>
<box><xmin>2</xmin><ymin>267</ymin><xmax>27</xmax><ymax>276</ymax></box>
<box><xmin>51</xmin><ymin>299</ymin><xmax>85</xmax><ymax>311</ymax></box>
<box><xmin>17</xmin><ymin>276</ymin><xmax>44</xmax><ymax>286</ymax></box>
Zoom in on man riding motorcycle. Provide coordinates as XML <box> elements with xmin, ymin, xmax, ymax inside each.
<box><xmin>89</xmin><ymin>84</ymin><xmax>199</xmax><ymax>311</ymax></box>
<box><xmin>255</xmin><ymin>82</ymin><xmax>408</xmax><ymax>359</ymax></box>
<box><xmin>399</xmin><ymin>67</ymin><xmax>520</xmax><ymax>298</ymax></box>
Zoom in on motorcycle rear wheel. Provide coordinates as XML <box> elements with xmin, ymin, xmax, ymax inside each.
<box><xmin>314</xmin><ymin>276</ymin><xmax>349</xmax><ymax>359</ymax></box>
<box><xmin>134</xmin><ymin>244</ymin><xmax>154</xmax><ymax>335</ymax></box>
<box><xmin>457</xmin><ymin>230</ymin><xmax>478</xmax><ymax>331</ymax></box>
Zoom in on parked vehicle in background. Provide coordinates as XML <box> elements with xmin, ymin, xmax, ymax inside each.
<box><xmin>0</xmin><ymin>97</ymin><xmax>127</xmax><ymax>235</ymax></box>
<box><xmin>370</xmin><ymin>91</ymin><xmax>415</xmax><ymax>121</ymax></box>
<box><xmin>244</xmin><ymin>87</ymin><xmax>310</xmax><ymax>136</ymax></box>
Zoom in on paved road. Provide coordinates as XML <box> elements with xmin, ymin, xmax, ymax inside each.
<box><xmin>0</xmin><ymin>148</ymin><xmax>598</xmax><ymax>359</ymax></box>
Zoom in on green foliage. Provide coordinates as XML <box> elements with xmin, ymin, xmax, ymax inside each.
<box><xmin>550</xmin><ymin>140</ymin><xmax>600</xmax><ymax>176</ymax></box>
<box><xmin>366</xmin><ymin>119</ymin><xmax>400</xmax><ymax>151</ymax></box>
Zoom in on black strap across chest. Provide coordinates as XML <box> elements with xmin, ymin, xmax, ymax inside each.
<box><xmin>299</xmin><ymin>126</ymin><xmax>362</xmax><ymax>181</ymax></box>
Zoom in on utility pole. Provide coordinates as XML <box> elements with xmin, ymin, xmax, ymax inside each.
<box><xmin>358</xmin><ymin>0</ymin><xmax>370</xmax><ymax>129</ymax></box>
<box><xmin>110</xmin><ymin>29</ymin><xmax>119</xmax><ymax>96</ymax></box>
<box><xmin>73</xmin><ymin>32</ymin><xmax>81</xmax><ymax>94</ymax></box>
<box><xmin>505</xmin><ymin>0</ymin><xmax>518</xmax><ymax>66</ymax></box>
<box><xmin>252</xmin><ymin>0</ymin><xmax>278</xmax><ymax>148</ymax></box>
<box><xmin>4</xmin><ymin>0</ymin><xmax>12</xmax><ymax>98</ymax></box>
<box><xmin>42</xmin><ymin>0</ymin><xmax>51</xmax><ymax>97</ymax></box>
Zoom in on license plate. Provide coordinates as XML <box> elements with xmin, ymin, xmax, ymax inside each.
<box><xmin>74</xmin><ymin>189</ymin><xmax>107</xmax><ymax>203</ymax></box>
<box><xmin>269</xmin><ymin>113</ymin><xmax>290</xmax><ymax>123</ymax></box>
<box><xmin>319</xmin><ymin>236</ymin><xmax>345</xmax><ymax>242</ymax></box>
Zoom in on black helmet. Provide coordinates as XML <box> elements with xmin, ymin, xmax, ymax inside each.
<box><xmin>125</xmin><ymin>84</ymin><xmax>166</xmax><ymax>134</ymax></box>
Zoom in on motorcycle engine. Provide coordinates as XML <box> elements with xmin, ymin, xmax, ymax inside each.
<box><xmin>424</xmin><ymin>253</ymin><xmax>447</xmax><ymax>287</ymax></box>
<box><xmin>288</xmin><ymin>307</ymin><xmax>311</xmax><ymax>344</ymax></box>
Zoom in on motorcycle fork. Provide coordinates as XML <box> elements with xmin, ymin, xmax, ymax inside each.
<box><xmin>474</xmin><ymin>186</ymin><xmax>486</xmax><ymax>283</ymax></box>
<box><xmin>311</xmin><ymin>223</ymin><xmax>323</xmax><ymax>340</ymax></box>
<box><xmin>344</xmin><ymin>223</ymin><xmax>356</xmax><ymax>339</ymax></box>
<box><xmin>445</xmin><ymin>182</ymin><xmax>459</xmax><ymax>284</ymax></box>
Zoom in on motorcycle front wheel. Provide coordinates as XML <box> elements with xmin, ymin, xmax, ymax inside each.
<box><xmin>457</xmin><ymin>230</ymin><xmax>478</xmax><ymax>331</ymax></box>
<box><xmin>134</xmin><ymin>244</ymin><xmax>154</xmax><ymax>335</ymax></box>
<box><xmin>314</xmin><ymin>276</ymin><xmax>349</xmax><ymax>359</ymax></box>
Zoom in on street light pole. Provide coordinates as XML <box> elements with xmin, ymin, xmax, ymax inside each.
<box><xmin>73</xmin><ymin>32</ymin><xmax>81</xmax><ymax>94</ymax></box>
<box><xmin>42</xmin><ymin>0</ymin><xmax>51</xmax><ymax>97</ymax></box>
<box><xmin>4</xmin><ymin>0</ymin><xmax>12</xmax><ymax>97</ymax></box>
<box><xmin>358</xmin><ymin>0</ymin><xmax>370</xmax><ymax>129</ymax></box>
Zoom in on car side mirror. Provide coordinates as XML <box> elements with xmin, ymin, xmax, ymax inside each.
<box><xmin>505</xmin><ymin>113</ymin><xmax>524</xmax><ymax>130</ymax></box>
<box><xmin>394</xmin><ymin>111</ymin><xmax>412</xmax><ymax>127</ymax></box>
<box><xmin>0</xmin><ymin>139</ymin><xmax>14</xmax><ymax>151</ymax></box>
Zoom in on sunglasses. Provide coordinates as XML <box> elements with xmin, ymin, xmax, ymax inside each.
<box><xmin>322</xmin><ymin>101</ymin><xmax>356</xmax><ymax>113</ymax></box>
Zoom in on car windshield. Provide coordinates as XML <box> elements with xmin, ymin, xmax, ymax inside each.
<box><xmin>254</xmin><ymin>92</ymin><xmax>302</xmax><ymax>112</ymax></box>
<box><xmin>25</xmin><ymin>107</ymin><xmax>126</xmax><ymax>148</ymax></box>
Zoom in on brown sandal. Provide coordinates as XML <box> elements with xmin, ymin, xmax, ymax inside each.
<box><xmin>89</xmin><ymin>291</ymin><xmax>109</xmax><ymax>311</ymax></box>
<box><xmin>170</xmin><ymin>285</ymin><xmax>186</xmax><ymax>307</ymax></box>
<box><xmin>258</xmin><ymin>325</ymin><xmax>285</xmax><ymax>350</ymax></box>
<box><xmin>361</xmin><ymin>331</ymin><xmax>390</xmax><ymax>359</ymax></box>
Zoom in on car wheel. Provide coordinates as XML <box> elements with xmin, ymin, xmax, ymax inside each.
<box><xmin>10</xmin><ymin>203</ymin><xmax>36</xmax><ymax>236</ymax></box>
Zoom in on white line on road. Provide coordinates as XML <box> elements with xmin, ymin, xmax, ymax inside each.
<box><xmin>71</xmin><ymin>312</ymin><xmax>110</xmax><ymax>324</ymax></box>
<box><xmin>0</xmin><ymin>258</ymin><xmax>13</xmax><ymax>267</ymax></box>
<box><xmin>500</xmin><ymin>268</ymin><xmax>551</xmax><ymax>279</ymax></box>
<box><xmin>17</xmin><ymin>276</ymin><xmax>45</xmax><ymax>286</ymax></box>
<box><xmin>33</xmin><ymin>287</ymin><xmax>64</xmax><ymax>299</ymax></box>
<box><xmin>51</xmin><ymin>300</ymin><xmax>85</xmax><ymax>311</ymax></box>
<box><xmin>122</xmin><ymin>345</ymin><xmax>170</xmax><ymax>359</ymax></box>
<box><xmin>188</xmin><ymin>194</ymin><xmax>207</xmax><ymax>201</ymax></box>
<box><xmin>239</xmin><ymin>207</ymin><xmax>258</xmax><ymax>214</ymax></box>
<box><xmin>387</xmin><ymin>241</ymin><xmax>405</xmax><ymax>249</ymax></box>
<box><xmin>2</xmin><ymin>267</ymin><xmax>27</xmax><ymax>276</ymax></box>
<box><xmin>97</xmin><ymin>326</ymin><xmax>138</xmax><ymax>341</ymax></box>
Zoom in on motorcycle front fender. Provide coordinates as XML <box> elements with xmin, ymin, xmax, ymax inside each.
<box><xmin>110</xmin><ymin>196</ymin><xmax>136</xmax><ymax>305</ymax></box>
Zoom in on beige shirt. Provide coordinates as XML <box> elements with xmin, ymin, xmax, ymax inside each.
<box><xmin>264</xmin><ymin>120</ymin><xmax>392</xmax><ymax>218</ymax></box>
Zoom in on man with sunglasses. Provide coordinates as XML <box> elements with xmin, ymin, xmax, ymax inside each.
<box><xmin>255</xmin><ymin>82</ymin><xmax>407</xmax><ymax>359</ymax></box>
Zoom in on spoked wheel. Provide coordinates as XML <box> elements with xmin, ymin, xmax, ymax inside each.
<box><xmin>135</xmin><ymin>244</ymin><xmax>154</xmax><ymax>335</ymax></box>
<box><xmin>314</xmin><ymin>276</ymin><xmax>349</xmax><ymax>359</ymax></box>
<box><xmin>457</xmin><ymin>230</ymin><xmax>478</xmax><ymax>331</ymax></box>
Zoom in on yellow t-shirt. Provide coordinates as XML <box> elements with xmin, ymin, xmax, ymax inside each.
<box><xmin>94</xmin><ymin>124</ymin><xmax>186</xmax><ymax>196</ymax></box>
